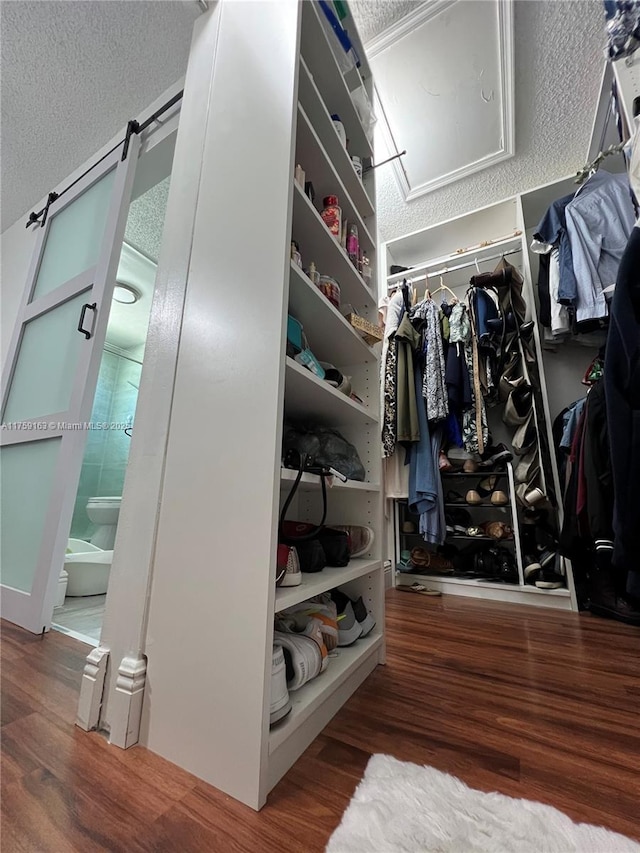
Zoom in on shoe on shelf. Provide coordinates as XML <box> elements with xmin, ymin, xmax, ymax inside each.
<box><xmin>534</xmin><ymin>568</ymin><xmax>565</xmax><ymax>589</ymax></box>
<box><xmin>478</xmin><ymin>442</ymin><xmax>513</xmax><ymax>469</ymax></box>
<box><xmin>329</xmin><ymin>594</ymin><xmax>362</xmax><ymax>646</ymax></box>
<box><xmin>463</xmin><ymin>458</ymin><xmax>479</xmax><ymax>473</ymax></box>
<box><xmin>475</xmin><ymin>475</ymin><xmax>509</xmax><ymax>506</ymax></box>
<box><xmin>275</xmin><ymin>614</ymin><xmax>329</xmax><ymax>671</ymax></box>
<box><xmin>270</xmin><ymin>644</ymin><xmax>292</xmax><ymax>726</ymax></box>
<box><xmin>332</xmin><ymin>525</ymin><xmax>375</xmax><ymax>558</ymax></box>
<box><xmin>273</xmin><ymin>630</ymin><xmax>323</xmax><ymax>691</ymax></box>
<box><xmin>465</xmin><ymin>490</ymin><xmax>483</xmax><ymax>505</ymax></box>
<box><xmin>283</xmin><ymin>597</ymin><xmax>339</xmax><ymax>652</ymax></box>
<box><xmin>446</xmin><ymin>490</ymin><xmax>466</xmax><ymax>504</ymax></box>
<box><xmin>491</xmin><ymin>490</ymin><xmax>509</xmax><ymax>506</ymax></box>
<box><xmin>439</xmin><ymin>450</ymin><xmax>454</xmax><ymax>472</ymax></box>
<box><xmin>277</xmin><ymin>544</ymin><xmax>302</xmax><ymax>587</ymax></box>
<box><xmin>331</xmin><ymin>589</ymin><xmax>376</xmax><ymax>638</ymax></box>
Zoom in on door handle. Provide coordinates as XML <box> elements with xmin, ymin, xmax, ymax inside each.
<box><xmin>77</xmin><ymin>302</ymin><xmax>97</xmax><ymax>339</ymax></box>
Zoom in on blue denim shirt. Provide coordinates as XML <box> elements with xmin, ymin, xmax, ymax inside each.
<box><xmin>534</xmin><ymin>193</ymin><xmax>578</xmax><ymax>304</ymax></box>
<box><xmin>566</xmin><ymin>172</ymin><xmax>635</xmax><ymax>323</ymax></box>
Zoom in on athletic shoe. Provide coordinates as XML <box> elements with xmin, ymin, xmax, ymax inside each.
<box><xmin>332</xmin><ymin>525</ymin><xmax>374</xmax><ymax>558</ymax></box>
<box><xmin>273</xmin><ymin>630</ymin><xmax>323</xmax><ymax>690</ymax></box>
<box><xmin>283</xmin><ymin>597</ymin><xmax>339</xmax><ymax>652</ymax></box>
<box><xmin>275</xmin><ymin>614</ymin><xmax>329</xmax><ymax>671</ymax></box>
<box><xmin>331</xmin><ymin>589</ymin><xmax>375</xmax><ymax>640</ymax></box>
<box><xmin>328</xmin><ymin>592</ymin><xmax>362</xmax><ymax>646</ymax></box>
<box><xmin>270</xmin><ymin>644</ymin><xmax>292</xmax><ymax>725</ymax></box>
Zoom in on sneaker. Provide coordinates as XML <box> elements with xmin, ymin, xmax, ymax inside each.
<box><xmin>270</xmin><ymin>644</ymin><xmax>292</xmax><ymax>726</ymax></box>
<box><xmin>283</xmin><ymin>597</ymin><xmax>339</xmax><ymax>652</ymax></box>
<box><xmin>331</xmin><ymin>589</ymin><xmax>375</xmax><ymax>639</ymax></box>
<box><xmin>329</xmin><ymin>591</ymin><xmax>363</xmax><ymax>646</ymax></box>
<box><xmin>275</xmin><ymin>614</ymin><xmax>329</xmax><ymax>671</ymax></box>
<box><xmin>478</xmin><ymin>442</ymin><xmax>513</xmax><ymax>468</ymax></box>
<box><xmin>277</xmin><ymin>544</ymin><xmax>301</xmax><ymax>587</ymax></box>
<box><xmin>273</xmin><ymin>630</ymin><xmax>323</xmax><ymax>690</ymax></box>
<box><xmin>332</xmin><ymin>525</ymin><xmax>374</xmax><ymax>558</ymax></box>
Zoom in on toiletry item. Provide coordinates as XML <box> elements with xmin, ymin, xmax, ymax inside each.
<box><xmin>331</xmin><ymin>114</ymin><xmax>347</xmax><ymax>148</ymax></box>
<box><xmin>347</xmin><ymin>223</ymin><xmax>359</xmax><ymax>268</ymax></box>
<box><xmin>318</xmin><ymin>275</ymin><xmax>341</xmax><ymax>309</ymax></box>
<box><xmin>308</xmin><ymin>262</ymin><xmax>321</xmax><ymax>287</ymax></box>
<box><xmin>351</xmin><ymin>156</ymin><xmax>362</xmax><ymax>180</ymax></box>
<box><xmin>321</xmin><ymin>196</ymin><xmax>342</xmax><ymax>240</ymax></box>
<box><xmin>341</xmin><ymin>219</ymin><xmax>347</xmax><ymax>249</ymax></box>
<box><xmin>361</xmin><ymin>251</ymin><xmax>372</xmax><ymax>287</ymax></box>
<box><xmin>304</xmin><ymin>181</ymin><xmax>315</xmax><ymax>203</ymax></box>
<box><xmin>295</xmin><ymin>348</ymin><xmax>325</xmax><ymax>378</ymax></box>
<box><xmin>291</xmin><ymin>241</ymin><xmax>302</xmax><ymax>268</ymax></box>
<box><xmin>294</xmin><ymin>164</ymin><xmax>306</xmax><ymax>189</ymax></box>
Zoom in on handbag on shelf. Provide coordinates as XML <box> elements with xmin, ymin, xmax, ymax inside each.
<box><xmin>279</xmin><ymin>450</ymin><xmax>350</xmax><ymax>572</ymax></box>
<box><xmin>282</xmin><ymin>422</ymin><xmax>366</xmax><ymax>482</ymax></box>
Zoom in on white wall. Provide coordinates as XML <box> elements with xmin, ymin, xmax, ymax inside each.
<box><xmin>375</xmin><ymin>0</ymin><xmax>606</xmax><ymax>241</ymax></box>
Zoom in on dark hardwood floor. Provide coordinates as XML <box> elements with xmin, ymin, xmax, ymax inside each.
<box><xmin>2</xmin><ymin>592</ymin><xmax>639</xmax><ymax>851</ymax></box>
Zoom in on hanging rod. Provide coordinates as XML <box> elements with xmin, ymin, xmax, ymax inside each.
<box><xmin>26</xmin><ymin>89</ymin><xmax>184</xmax><ymax>229</ymax></box>
<box><xmin>386</xmin><ymin>231</ymin><xmax>523</xmax><ymax>284</ymax></box>
<box><xmin>387</xmin><ymin>247</ymin><xmax>523</xmax><ymax>289</ymax></box>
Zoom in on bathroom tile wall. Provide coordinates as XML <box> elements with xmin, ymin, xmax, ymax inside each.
<box><xmin>70</xmin><ymin>350</ymin><xmax>141</xmax><ymax>539</ymax></box>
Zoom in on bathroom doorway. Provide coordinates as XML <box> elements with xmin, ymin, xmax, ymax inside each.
<box><xmin>52</xmin><ymin>178</ymin><xmax>170</xmax><ymax>645</ymax></box>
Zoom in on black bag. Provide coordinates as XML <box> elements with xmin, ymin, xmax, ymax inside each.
<box><xmin>283</xmin><ymin>423</ymin><xmax>366</xmax><ymax>481</ymax></box>
<box><xmin>279</xmin><ymin>451</ymin><xmax>349</xmax><ymax>571</ymax></box>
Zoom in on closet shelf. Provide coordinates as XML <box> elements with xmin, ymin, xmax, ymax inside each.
<box><xmin>275</xmin><ymin>559</ymin><xmax>382</xmax><ymax>611</ymax></box>
<box><xmin>300</xmin><ymin>3</ymin><xmax>373</xmax><ymax>160</ymax></box>
<box><xmin>296</xmin><ymin>104</ymin><xmax>375</xmax><ymax>252</ymax></box>
<box><xmin>288</xmin><ymin>262</ymin><xmax>378</xmax><ymax>368</ymax></box>
<box><xmin>406</xmin><ymin>572</ymin><xmax>570</xmax><ymax>596</ymax></box>
<box><xmin>440</xmin><ymin>471</ymin><xmax>507</xmax><ymax>478</ymax></box>
<box><xmin>284</xmin><ymin>357</ymin><xmax>378</xmax><ymax>426</ymax></box>
<box><xmin>386</xmin><ymin>234</ymin><xmax>523</xmax><ymax>284</ymax></box>
<box><xmin>292</xmin><ymin>184</ymin><xmax>374</xmax><ymax>311</ymax></box>
<box><xmin>443</xmin><ymin>502</ymin><xmax>511</xmax><ymax>508</ymax></box>
<box><xmin>269</xmin><ymin>631</ymin><xmax>383</xmax><ymax>755</ymax></box>
<box><xmin>280</xmin><ymin>467</ymin><xmax>380</xmax><ymax>492</ymax></box>
<box><xmin>298</xmin><ymin>58</ymin><xmax>374</xmax><ymax>220</ymax></box>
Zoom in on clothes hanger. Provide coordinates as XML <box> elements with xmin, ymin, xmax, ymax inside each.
<box><xmin>431</xmin><ymin>274</ymin><xmax>458</xmax><ymax>303</ymax></box>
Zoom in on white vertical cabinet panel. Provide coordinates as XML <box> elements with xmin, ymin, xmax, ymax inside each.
<box><xmin>138</xmin><ymin>0</ymin><xmax>300</xmax><ymax>809</ymax></box>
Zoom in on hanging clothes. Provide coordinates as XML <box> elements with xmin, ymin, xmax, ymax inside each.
<box><xmin>380</xmin><ymin>290</ymin><xmax>404</xmax><ymax>458</ymax></box>
<box><xmin>565</xmin><ymin>171</ymin><xmax>635</xmax><ymax>323</ymax></box>
<box><xmin>407</xmin><ymin>365</ymin><xmax>442</xmax><ymax>545</ymax></box>
<box><xmin>394</xmin><ymin>313</ymin><xmax>421</xmax><ymax>443</ymax></box>
<box><xmin>605</xmin><ymin>225</ymin><xmax>640</xmax><ymax>599</ymax></box>
<box><xmin>445</xmin><ymin>302</ymin><xmax>472</xmax><ymax>445</ymax></box>
<box><xmin>412</xmin><ymin>298</ymin><xmax>448</xmax><ymax>422</ymax></box>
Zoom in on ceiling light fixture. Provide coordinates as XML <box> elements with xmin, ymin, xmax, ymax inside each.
<box><xmin>113</xmin><ymin>283</ymin><xmax>140</xmax><ymax>304</ymax></box>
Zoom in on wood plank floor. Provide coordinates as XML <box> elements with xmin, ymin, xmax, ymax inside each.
<box><xmin>2</xmin><ymin>592</ymin><xmax>639</xmax><ymax>851</ymax></box>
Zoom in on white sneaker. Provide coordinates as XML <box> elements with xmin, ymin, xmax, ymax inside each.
<box><xmin>270</xmin><ymin>644</ymin><xmax>292</xmax><ymax>726</ymax></box>
<box><xmin>273</xmin><ymin>630</ymin><xmax>323</xmax><ymax>690</ymax></box>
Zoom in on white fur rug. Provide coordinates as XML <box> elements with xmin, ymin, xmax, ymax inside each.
<box><xmin>326</xmin><ymin>755</ymin><xmax>640</xmax><ymax>853</ymax></box>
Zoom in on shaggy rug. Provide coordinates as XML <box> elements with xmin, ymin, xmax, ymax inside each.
<box><xmin>326</xmin><ymin>754</ymin><xmax>640</xmax><ymax>853</ymax></box>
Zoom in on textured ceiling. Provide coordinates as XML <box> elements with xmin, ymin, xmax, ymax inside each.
<box><xmin>0</xmin><ymin>0</ymin><xmax>199</xmax><ymax>231</ymax></box>
<box><xmin>350</xmin><ymin>0</ymin><xmax>424</xmax><ymax>44</ymax></box>
<box><xmin>372</xmin><ymin>0</ymin><xmax>608</xmax><ymax>241</ymax></box>
<box><xmin>124</xmin><ymin>177</ymin><xmax>171</xmax><ymax>262</ymax></box>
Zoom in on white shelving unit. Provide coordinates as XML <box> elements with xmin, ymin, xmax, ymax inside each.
<box><xmin>380</xmin><ymin>192</ymin><xmax>581</xmax><ymax>611</ymax></box>
<box><xmin>139</xmin><ymin>0</ymin><xmax>382</xmax><ymax>812</ymax></box>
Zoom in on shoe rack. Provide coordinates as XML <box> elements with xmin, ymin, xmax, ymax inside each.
<box><xmin>380</xmin><ymin>192</ymin><xmax>580</xmax><ymax>611</ymax></box>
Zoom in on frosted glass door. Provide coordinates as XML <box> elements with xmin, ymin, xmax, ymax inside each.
<box><xmin>0</xmin><ymin>135</ymin><xmax>140</xmax><ymax>634</ymax></box>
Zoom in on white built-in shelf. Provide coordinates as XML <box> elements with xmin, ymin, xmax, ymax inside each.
<box><xmin>406</xmin><ymin>572</ymin><xmax>570</xmax><ymax>597</ymax></box>
<box><xmin>292</xmin><ymin>184</ymin><xmax>374</xmax><ymax>312</ymax></box>
<box><xmin>275</xmin><ymin>559</ymin><xmax>382</xmax><ymax>611</ymax></box>
<box><xmin>280</xmin><ymin>467</ymin><xmax>380</xmax><ymax>492</ymax></box>
<box><xmin>269</xmin><ymin>630</ymin><xmax>383</xmax><ymax>754</ymax></box>
<box><xmin>298</xmin><ymin>58</ymin><xmax>374</xmax><ymax>220</ymax></box>
<box><xmin>284</xmin><ymin>357</ymin><xmax>377</xmax><ymax>426</ymax></box>
<box><xmin>386</xmin><ymin>234</ymin><xmax>523</xmax><ymax>284</ymax></box>
<box><xmin>288</xmin><ymin>262</ymin><xmax>377</xmax><ymax>367</ymax></box>
<box><xmin>296</xmin><ymin>104</ymin><xmax>375</xmax><ymax>253</ymax></box>
<box><xmin>300</xmin><ymin>3</ymin><xmax>373</xmax><ymax>160</ymax></box>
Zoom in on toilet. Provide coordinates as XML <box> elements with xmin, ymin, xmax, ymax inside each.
<box><xmin>86</xmin><ymin>496</ymin><xmax>122</xmax><ymax>549</ymax></box>
<box><xmin>63</xmin><ymin>538</ymin><xmax>112</xmax><ymax>596</ymax></box>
